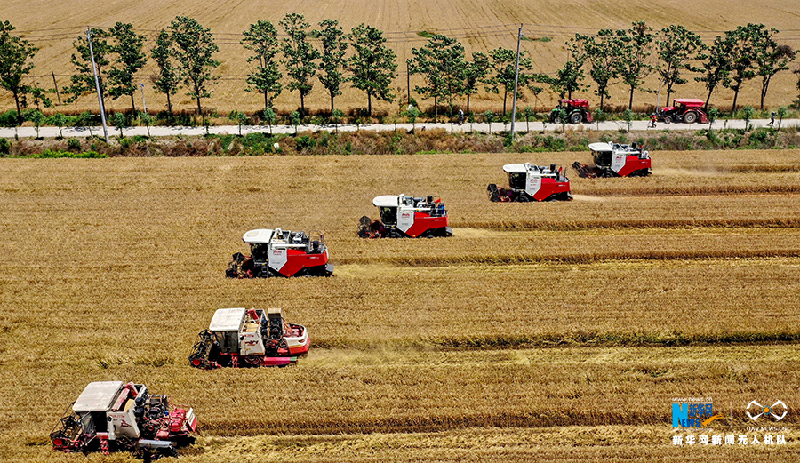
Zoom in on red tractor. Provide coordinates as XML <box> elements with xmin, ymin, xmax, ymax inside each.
<box><xmin>358</xmin><ymin>195</ymin><xmax>451</xmax><ymax>238</ymax></box>
<box><xmin>487</xmin><ymin>163</ymin><xmax>572</xmax><ymax>202</ymax></box>
<box><xmin>658</xmin><ymin>99</ymin><xmax>709</xmax><ymax>124</ymax></box>
<box><xmin>573</xmin><ymin>141</ymin><xmax>652</xmax><ymax>178</ymax></box>
<box><xmin>226</xmin><ymin>228</ymin><xmax>333</xmax><ymax>278</ymax></box>
<box><xmin>549</xmin><ymin>99</ymin><xmax>593</xmax><ymax>124</ymax></box>
<box><xmin>189</xmin><ymin>307</ymin><xmax>309</xmax><ymax>369</ymax></box>
<box><xmin>51</xmin><ymin>381</ymin><xmax>197</xmax><ymax>460</ymax></box>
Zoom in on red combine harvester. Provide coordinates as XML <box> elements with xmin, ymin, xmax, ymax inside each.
<box><xmin>189</xmin><ymin>307</ymin><xmax>309</xmax><ymax>369</ymax></box>
<box><xmin>226</xmin><ymin>228</ymin><xmax>333</xmax><ymax>278</ymax></box>
<box><xmin>549</xmin><ymin>99</ymin><xmax>593</xmax><ymax>124</ymax></box>
<box><xmin>573</xmin><ymin>142</ymin><xmax>652</xmax><ymax>178</ymax></box>
<box><xmin>658</xmin><ymin>99</ymin><xmax>709</xmax><ymax>124</ymax></box>
<box><xmin>50</xmin><ymin>381</ymin><xmax>196</xmax><ymax>460</ymax></box>
<box><xmin>487</xmin><ymin>163</ymin><xmax>572</xmax><ymax>202</ymax></box>
<box><xmin>358</xmin><ymin>195</ymin><xmax>452</xmax><ymax>238</ymax></box>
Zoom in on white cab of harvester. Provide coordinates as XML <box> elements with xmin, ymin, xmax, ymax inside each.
<box><xmin>73</xmin><ymin>381</ymin><xmax>142</xmax><ymax>440</ymax></box>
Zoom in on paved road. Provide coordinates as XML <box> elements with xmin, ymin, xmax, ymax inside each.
<box><xmin>1</xmin><ymin>118</ymin><xmax>797</xmax><ymax>139</ymax></box>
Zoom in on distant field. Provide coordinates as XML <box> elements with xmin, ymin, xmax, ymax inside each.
<box><xmin>0</xmin><ymin>149</ymin><xmax>799</xmax><ymax>460</ymax></box>
<box><xmin>3</xmin><ymin>0</ymin><xmax>800</xmax><ymax>115</ymax></box>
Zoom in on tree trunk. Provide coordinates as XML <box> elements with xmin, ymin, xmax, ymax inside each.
<box><xmin>467</xmin><ymin>94</ymin><xmax>470</xmax><ymax>114</ymax></box>
<box><xmin>166</xmin><ymin>92</ymin><xmax>173</xmax><ymax>115</ymax></box>
<box><xmin>731</xmin><ymin>89</ymin><xmax>740</xmax><ymax>113</ymax></box>
<box><xmin>760</xmin><ymin>76</ymin><xmax>770</xmax><ymax>110</ymax></box>
<box><xmin>599</xmin><ymin>91</ymin><xmax>605</xmax><ymax>112</ymax></box>
<box><xmin>367</xmin><ymin>93</ymin><xmax>372</xmax><ymax>117</ymax></box>
<box><xmin>628</xmin><ymin>85</ymin><xmax>635</xmax><ymax>110</ymax></box>
<box><xmin>567</xmin><ymin>89</ymin><xmax>572</xmax><ymax>100</ymax></box>
<box><xmin>13</xmin><ymin>90</ymin><xmax>22</xmax><ymax>125</ymax></box>
<box><xmin>704</xmin><ymin>88</ymin><xmax>714</xmax><ymax>112</ymax></box>
<box><xmin>264</xmin><ymin>91</ymin><xmax>269</xmax><ymax>111</ymax></box>
<box><xmin>130</xmin><ymin>93</ymin><xmax>136</xmax><ymax>113</ymax></box>
<box><xmin>196</xmin><ymin>96</ymin><xmax>202</xmax><ymax>116</ymax></box>
<box><xmin>300</xmin><ymin>92</ymin><xmax>306</xmax><ymax>117</ymax></box>
<box><xmin>502</xmin><ymin>90</ymin><xmax>508</xmax><ymax>116</ymax></box>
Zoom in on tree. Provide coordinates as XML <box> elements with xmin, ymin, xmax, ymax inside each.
<box><xmin>776</xmin><ymin>106</ymin><xmax>788</xmax><ymax>130</ymax></box>
<box><xmin>740</xmin><ymin>105</ymin><xmax>754</xmax><ymax>131</ymax></box>
<box><xmin>150</xmin><ymin>30</ymin><xmax>181</xmax><ymax>115</ymax></box>
<box><xmin>706</xmin><ymin>107</ymin><xmax>718</xmax><ymax>131</ymax></box>
<box><xmin>593</xmin><ymin>107</ymin><xmax>605</xmax><ymax>131</ymax></box>
<box><xmin>229</xmin><ymin>110</ymin><xmax>247</xmax><ymax>136</ymax></box>
<box><xmin>723</xmin><ymin>24</ymin><xmax>762</xmax><ymax>112</ymax></box>
<box><xmin>404</xmin><ymin>105</ymin><xmax>420</xmax><ymax>131</ymax></box>
<box><xmin>111</xmin><ymin>112</ymin><xmax>126</xmax><ymax>138</ymax></box>
<box><xmin>574</xmin><ymin>30</ymin><xmax>620</xmax><ymax>111</ymax></box>
<box><xmin>107</xmin><ymin>22</ymin><xmax>147</xmax><ymax>112</ymax></box>
<box><xmin>170</xmin><ymin>16</ymin><xmax>220</xmax><ymax>115</ymax></box>
<box><xmin>348</xmin><ymin>24</ymin><xmax>397</xmax><ymax>117</ymax></box>
<box><xmin>656</xmin><ymin>25</ymin><xmax>705</xmax><ymax>105</ymax></box>
<box><xmin>290</xmin><ymin>110</ymin><xmax>301</xmax><ymax>134</ymax></box>
<box><xmin>409</xmin><ymin>35</ymin><xmax>466</xmax><ymax>119</ymax></box>
<box><xmin>750</xmin><ymin>26</ymin><xmax>796</xmax><ymax>109</ymax></box>
<box><xmin>484</xmin><ymin>47</ymin><xmax>533</xmax><ymax>115</ymax></box>
<box><xmin>615</xmin><ymin>22</ymin><xmax>654</xmax><ymax>110</ymax></box>
<box><xmin>66</xmin><ymin>28</ymin><xmax>111</xmax><ymax>103</ymax></box>
<box><xmin>552</xmin><ymin>38</ymin><xmax>588</xmax><ymax>99</ymax></box>
<box><xmin>23</xmin><ymin>109</ymin><xmax>43</xmax><ymax>138</ymax></box>
<box><xmin>315</xmin><ymin>19</ymin><xmax>348</xmax><ymax>113</ymax></box>
<box><xmin>463</xmin><ymin>52</ymin><xmax>489</xmax><ymax>113</ymax></box>
<box><xmin>331</xmin><ymin>108</ymin><xmax>344</xmax><ymax>132</ymax></box>
<box><xmin>0</xmin><ymin>20</ymin><xmax>42</xmax><ymax>124</ymax></box>
<box><xmin>140</xmin><ymin>111</ymin><xmax>151</xmax><ymax>137</ymax></box>
<box><xmin>483</xmin><ymin>110</ymin><xmax>494</xmax><ymax>133</ymax></box>
<box><xmin>694</xmin><ymin>35</ymin><xmax>732</xmax><ymax>111</ymax></box>
<box><xmin>622</xmin><ymin>108</ymin><xmax>634</xmax><ymax>132</ymax></box>
<box><xmin>262</xmin><ymin>107</ymin><xmax>276</xmax><ymax>134</ymax></box>
<box><xmin>49</xmin><ymin>112</ymin><xmax>67</xmax><ymax>139</ymax></box>
<box><xmin>241</xmin><ymin>20</ymin><xmax>283</xmax><ymax>111</ymax></box>
<box><xmin>280</xmin><ymin>13</ymin><xmax>319</xmax><ymax>116</ymax></box>
<box><xmin>523</xmin><ymin>106</ymin><xmax>534</xmax><ymax>132</ymax></box>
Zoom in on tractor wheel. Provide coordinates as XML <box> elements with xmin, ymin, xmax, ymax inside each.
<box><xmin>553</xmin><ymin>116</ymin><xmax>562</xmax><ymax>124</ymax></box>
<box><xmin>683</xmin><ymin>112</ymin><xmax>697</xmax><ymax>124</ymax></box>
<box><xmin>663</xmin><ymin>116</ymin><xmax>672</xmax><ymax>124</ymax></box>
<box><xmin>570</xmin><ymin>112</ymin><xmax>582</xmax><ymax>124</ymax></box>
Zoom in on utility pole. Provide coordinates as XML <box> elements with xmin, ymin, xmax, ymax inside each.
<box><xmin>406</xmin><ymin>60</ymin><xmax>411</xmax><ymax>106</ymax></box>
<box><xmin>87</xmin><ymin>27</ymin><xmax>109</xmax><ymax>142</ymax></box>
<box><xmin>509</xmin><ymin>24</ymin><xmax>523</xmax><ymax>139</ymax></box>
<box><xmin>139</xmin><ymin>83</ymin><xmax>148</xmax><ymax>115</ymax></box>
<box><xmin>51</xmin><ymin>72</ymin><xmax>61</xmax><ymax>105</ymax></box>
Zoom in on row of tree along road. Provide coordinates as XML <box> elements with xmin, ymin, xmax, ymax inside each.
<box><xmin>1</xmin><ymin>17</ymin><xmax>798</xmax><ymax>125</ymax></box>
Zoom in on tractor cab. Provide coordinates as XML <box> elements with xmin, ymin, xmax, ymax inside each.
<box><xmin>358</xmin><ymin>195</ymin><xmax>451</xmax><ymax>238</ymax></box>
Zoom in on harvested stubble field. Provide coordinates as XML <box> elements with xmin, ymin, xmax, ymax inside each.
<box><xmin>1</xmin><ymin>148</ymin><xmax>799</xmax><ymax>460</ymax></box>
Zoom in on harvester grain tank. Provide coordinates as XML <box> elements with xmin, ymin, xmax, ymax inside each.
<box><xmin>226</xmin><ymin>228</ymin><xmax>333</xmax><ymax>278</ymax></box>
<box><xmin>189</xmin><ymin>307</ymin><xmax>309</xmax><ymax>369</ymax></box>
<box><xmin>487</xmin><ymin>163</ymin><xmax>572</xmax><ymax>202</ymax></box>
<box><xmin>358</xmin><ymin>194</ymin><xmax>452</xmax><ymax>238</ymax></box>
<box><xmin>50</xmin><ymin>381</ymin><xmax>196</xmax><ymax>460</ymax></box>
<box><xmin>572</xmin><ymin>141</ymin><xmax>652</xmax><ymax>178</ymax></box>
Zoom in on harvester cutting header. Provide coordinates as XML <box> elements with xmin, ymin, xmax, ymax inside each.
<box><xmin>226</xmin><ymin>228</ymin><xmax>333</xmax><ymax>278</ymax></box>
<box><xmin>358</xmin><ymin>194</ymin><xmax>452</xmax><ymax>238</ymax></box>
<box><xmin>573</xmin><ymin>141</ymin><xmax>652</xmax><ymax>178</ymax></box>
<box><xmin>487</xmin><ymin>163</ymin><xmax>572</xmax><ymax>202</ymax></box>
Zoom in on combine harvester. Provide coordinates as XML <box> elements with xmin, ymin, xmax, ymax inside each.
<box><xmin>50</xmin><ymin>381</ymin><xmax>196</xmax><ymax>460</ymax></box>
<box><xmin>572</xmin><ymin>141</ymin><xmax>652</xmax><ymax>178</ymax></box>
<box><xmin>189</xmin><ymin>307</ymin><xmax>309</xmax><ymax>369</ymax></box>
<box><xmin>487</xmin><ymin>163</ymin><xmax>572</xmax><ymax>202</ymax></box>
<box><xmin>226</xmin><ymin>228</ymin><xmax>333</xmax><ymax>278</ymax></box>
<box><xmin>358</xmin><ymin>194</ymin><xmax>452</xmax><ymax>238</ymax></box>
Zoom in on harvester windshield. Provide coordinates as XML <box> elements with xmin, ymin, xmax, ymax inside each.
<box><xmin>379</xmin><ymin>207</ymin><xmax>397</xmax><ymax>225</ymax></box>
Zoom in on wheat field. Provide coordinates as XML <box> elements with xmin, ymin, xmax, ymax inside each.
<box><xmin>2</xmin><ymin>0</ymin><xmax>800</xmax><ymax>115</ymax></box>
<box><xmin>1</xmin><ymin>148</ymin><xmax>799</xmax><ymax>461</ymax></box>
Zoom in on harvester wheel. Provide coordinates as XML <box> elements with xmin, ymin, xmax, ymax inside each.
<box><xmin>683</xmin><ymin>111</ymin><xmax>697</xmax><ymax>124</ymax></box>
<box><xmin>570</xmin><ymin>112</ymin><xmax>582</xmax><ymax>124</ymax></box>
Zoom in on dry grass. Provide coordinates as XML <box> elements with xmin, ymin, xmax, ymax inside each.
<box><xmin>1</xmin><ymin>149</ymin><xmax>799</xmax><ymax>460</ymax></box>
<box><xmin>2</xmin><ymin>0</ymin><xmax>799</xmax><ymax>115</ymax></box>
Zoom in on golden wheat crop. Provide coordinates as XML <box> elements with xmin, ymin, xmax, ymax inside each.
<box><xmin>1</xmin><ymin>149</ymin><xmax>798</xmax><ymax>461</ymax></box>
